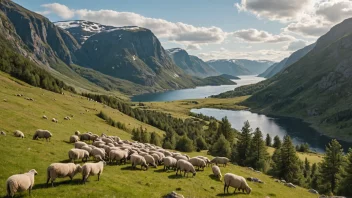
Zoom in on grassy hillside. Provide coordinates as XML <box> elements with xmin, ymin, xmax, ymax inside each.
<box><xmin>0</xmin><ymin>72</ymin><xmax>316</xmax><ymax>197</ymax></box>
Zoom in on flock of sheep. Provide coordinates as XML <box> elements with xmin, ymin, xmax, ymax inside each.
<box><xmin>4</xmin><ymin>129</ymin><xmax>253</xmax><ymax>197</ymax></box>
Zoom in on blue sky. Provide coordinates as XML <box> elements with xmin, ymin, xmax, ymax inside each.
<box><xmin>12</xmin><ymin>0</ymin><xmax>352</xmax><ymax>61</ymax></box>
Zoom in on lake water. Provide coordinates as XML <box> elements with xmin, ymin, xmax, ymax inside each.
<box><xmin>190</xmin><ymin>108</ymin><xmax>352</xmax><ymax>153</ymax></box>
<box><xmin>131</xmin><ymin>75</ymin><xmax>265</xmax><ymax>102</ymax></box>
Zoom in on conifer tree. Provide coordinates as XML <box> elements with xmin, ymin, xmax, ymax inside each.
<box><xmin>265</xmin><ymin>133</ymin><xmax>272</xmax><ymax>147</ymax></box>
<box><xmin>150</xmin><ymin>132</ymin><xmax>161</xmax><ymax>146</ymax></box>
<box><xmin>217</xmin><ymin>117</ymin><xmax>234</xmax><ymax>142</ymax></box>
<box><xmin>247</xmin><ymin>128</ymin><xmax>269</xmax><ymax>171</ymax></box>
<box><xmin>210</xmin><ymin>134</ymin><xmax>231</xmax><ymax>158</ymax></box>
<box><xmin>273</xmin><ymin>135</ymin><xmax>282</xmax><ymax>148</ymax></box>
<box><xmin>236</xmin><ymin>121</ymin><xmax>252</xmax><ymax>166</ymax></box>
<box><xmin>339</xmin><ymin>148</ymin><xmax>352</xmax><ymax>196</ymax></box>
<box><xmin>304</xmin><ymin>157</ymin><xmax>311</xmax><ymax>178</ymax></box>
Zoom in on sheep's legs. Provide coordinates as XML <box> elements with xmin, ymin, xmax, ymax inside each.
<box><xmin>223</xmin><ymin>184</ymin><xmax>226</xmax><ymax>194</ymax></box>
<box><xmin>46</xmin><ymin>177</ymin><xmax>50</xmax><ymax>187</ymax></box>
<box><xmin>98</xmin><ymin>173</ymin><xmax>101</xmax><ymax>181</ymax></box>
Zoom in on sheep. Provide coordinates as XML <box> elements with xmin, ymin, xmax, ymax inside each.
<box><xmin>212</xmin><ymin>165</ymin><xmax>222</xmax><ymax>180</ymax></box>
<box><xmin>68</xmin><ymin>149</ymin><xmax>89</xmax><ymax>163</ymax></box>
<box><xmin>80</xmin><ymin>133</ymin><xmax>92</xmax><ymax>142</ymax></box>
<box><xmin>174</xmin><ymin>155</ymin><xmax>188</xmax><ymax>162</ymax></box>
<box><xmin>101</xmin><ymin>137</ymin><xmax>114</xmax><ymax>144</ymax></box>
<box><xmin>46</xmin><ymin>163</ymin><xmax>82</xmax><ymax>187</ymax></box>
<box><xmin>211</xmin><ymin>157</ymin><xmax>230</xmax><ymax>167</ymax></box>
<box><xmin>1</xmin><ymin>131</ymin><xmax>6</xmax><ymax>136</ymax></box>
<box><xmin>163</xmin><ymin>157</ymin><xmax>177</xmax><ymax>171</ymax></box>
<box><xmin>176</xmin><ymin>159</ymin><xmax>196</xmax><ymax>177</ymax></box>
<box><xmin>189</xmin><ymin>157</ymin><xmax>206</xmax><ymax>171</ymax></box>
<box><xmin>144</xmin><ymin>155</ymin><xmax>157</xmax><ymax>168</ymax></box>
<box><xmin>223</xmin><ymin>173</ymin><xmax>251</xmax><ymax>194</ymax></box>
<box><xmin>64</xmin><ymin>116</ymin><xmax>71</xmax><ymax>120</ymax></box>
<box><xmin>285</xmin><ymin>183</ymin><xmax>296</xmax><ymax>188</ymax></box>
<box><xmin>91</xmin><ymin>148</ymin><xmax>105</xmax><ymax>160</ymax></box>
<box><xmin>6</xmin><ymin>169</ymin><xmax>38</xmax><ymax>197</ymax></box>
<box><xmin>308</xmin><ymin>189</ymin><xmax>318</xmax><ymax>194</ymax></box>
<box><xmin>32</xmin><ymin>129</ymin><xmax>52</xmax><ymax>141</ymax></box>
<box><xmin>109</xmin><ymin>150</ymin><xmax>128</xmax><ymax>165</ymax></box>
<box><xmin>13</xmin><ymin>130</ymin><xmax>24</xmax><ymax>138</ymax></box>
<box><xmin>82</xmin><ymin>161</ymin><xmax>106</xmax><ymax>184</ymax></box>
<box><xmin>42</xmin><ymin>115</ymin><xmax>48</xmax><ymax>119</ymax></box>
<box><xmin>131</xmin><ymin>154</ymin><xmax>148</xmax><ymax>170</ymax></box>
<box><xmin>75</xmin><ymin>131</ymin><xmax>80</xmax><ymax>136</ymax></box>
<box><xmin>196</xmin><ymin>156</ymin><xmax>211</xmax><ymax>167</ymax></box>
<box><xmin>69</xmin><ymin>135</ymin><xmax>80</xmax><ymax>143</ymax></box>
<box><xmin>52</xmin><ymin>118</ymin><xmax>58</xmax><ymax>123</ymax></box>
<box><xmin>151</xmin><ymin>153</ymin><xmax>161</xmax><ymax>165</ymax></box>
<box><xmin>75</xmin><ymin>141</ymin><xmax>88</xmax><ymax>149</ymax></box>
<box><xmin>81</xmin><ymin>145</ymin><xmax>93</xmax><ymax>155</ymax></box>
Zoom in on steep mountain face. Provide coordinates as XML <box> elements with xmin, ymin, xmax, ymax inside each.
<box><xmin>259</xmin><ymin>44</ymin><xmax>315</xmax><ymax>78</ymax></box>
<box><xmin>166</xmin><ymin>48</ymin><xmax>219</xmax><ymax>78</ymax></box>
<box><xmin>207</xmin><ymin>59</ymin><xmax>252</xmax><ymax>76</ymax></box>
<box><xmin>240</xmin><ymin>18</ymin><xmax>352</xmax><ymax>141</ymax></box>
<box><xmin>234</xmin><ymin>59</ymin><xmax>275</xmax><ymax>74</ymax></box>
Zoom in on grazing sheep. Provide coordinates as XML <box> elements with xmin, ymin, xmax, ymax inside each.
<box><xmin>189</xmin><ymin>157</ymin><xmax>206</xmax><ymax>171</ymax></box>
<box><xmin>196</xmin><ymin>156</ymin><xmax>211</xmax><ymax>167</ymax></box>
<box><xmin>223</xmin><ymin>173</ymin><xmax>251</xmax><ymax>194</ymax></box>
<box><xmin>81</xmin><ymin>145</ymin><xmax>93</xmax><ymax>155</ymax></box>
<box><xmin>13</xmin><ymin>130</ymin><xmax>24</xmax><ymax>138</ymax></box>
<box><xmin>32</xmin><ymin>129</ymin><xmax>52</xmax><ymax>141</ymax></box>
<box><xmin>285</xmin><ymin>183</ymin><xmax>296</xmax><ymax>188</ymax></box>
<box><xmin>176</xmin><ymin>159</ymin><xmax>196</xmax><ymax>177</ymax></box>
<box><xmin>81</xmin><ymin>161</ymin><xmax>106</xmax><ymax>184</ymax></box>
<box><xmin>91</xmin><ymin>148</ymin><xmax>105</xmax><ymax>160</ymax></box>
<box><xmin>64</xmin><ymin>116</ymin><xmax>71</xmax><ymax>120</ymax></box>
<box><xmin>174</xmin><ymin>155</ymin><xmax>188</xmax><ymax>162</ymax></box>
<box><xmin>52</xmin><ymin>118</ymin><xmax>58</xmax><ymax>123</ymax></box>
<box><xmin>68</xmin><ymin>149</ymin><xmax>89</xmax><ymax>163</ymax></box>
<box><xmin>75</xmin><ymin>131</ymin><xmax>80</xmax><ymax>136</ymax></box>
<box><xmin>163</xmin><ymin>157</ymin><xmax>177</xmax><ymax>171</ymax></box>
<box><xmin>6</xmin><ymin>169</ymin><xmax>38</xmax><ymax>197</ymax></box>
<box><xmin>94</xmin><ymin>155</ymin><xmax>103</xmax><ymax>162</ymax></box>
<box><xmin>144</xmin><ymin>155</ymin><xmax>157</xmax><ymax>168</ymax></box>
<box><xmin>74</xmin><ymin>141</ymin><xmax>88</xmax><ymax>149</ymax></box>
<box><xmin>46</xmin><ymin>163</ymin><xmax>82</xmax><ymax>187</ymax></box>
<box><xmin>131</xmin><ymin>155</ymin><xmax>148</xmax><ymax>170</ymax></box>
<box><xmin>212</xmin><ymin>165</ymin><xmax>222</xmax><ymax>180</ymax></box>
<box><xmin>42</xmin><ymin>115</ymin><xmax>48</xmax><ymax>119</ymax></box>
<box><xmin>101</xmin><ymin>137</ymin><xmax>114</xmax><ymax>144</ymax></box>
<box><xmin>0</xmin><ymin>131</ymin><xmax>6</xmax><ymax>136</ymax></box>
<box><xmin>69</xmin><ymin>135</ymin><xmax>80</xmax><ymax>143</ymax></box>
<box><xmin>80</xmin><ymin>133</ymin><xmax>92</xmax><ymax>142</ymax></box>
<box><xmin>211</xmin><ymin>157</ymin><xmax>230</xmax><ymax>167</ymax></box>
<box><xmin>109</xmin><ymin>150</ymin><xmax>128</xmax><ymax>165</ymax></box>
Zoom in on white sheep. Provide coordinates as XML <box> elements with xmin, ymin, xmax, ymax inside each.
<box><xmin>80</xmin><ymin>133</ymin><xmax>92</xmax><ymax>142</ymax></box>
<box><xmin>42</xmin><ymin>115</ymin><xmax>48</xmax><ymax>119</ymax></box>
<box><xmin>13</xmin><ymin>130</ymin><xmax>24</xmax><ymax>138</ymax></box>
<box><xmin>163</xmin><ymin>157</ymin><xmax>177</xmax><ymax>171</ymax></box>
<box><xmin>68</xmin><ymin>149</ymin><xmax>89</xmax><ymax>163</ymax></box>
<box><xmin>174</xmin><ymin>155</ymin><xmax>188</xmax><ymax>161</ymax></box>
<box><xmin>144</xmin><ymin>155</ymin><xmax>157</xmax><ymax>168</ymax></box>
<box><xmin>91</xmin><ymin>148</ymin><xmax>105</xmax><ymax>160</ymax></box>
<box><xmin>81</xmin><ymin>145</ymin><xmax>93</xmax><ymax>155</ymax></box>
<box><xmin>196</xmin><ymin>156</ymin><xmax>211</xmax><ymax>167</ymax></box>
<box><xmin>64</xmin><ymin>116</ymin><xmax>71</xmax><ymax>120</ymax></box>
<box><xmin>109</xmin><ymin>150</ymin><xmax>128</xmax><ymax>165</ymax></box>
<box><xmin>69</xmin><ymin>135</ymin><xmax>80</xmax><ymax>143</ymax></box>
<box><xmin>189</xmin><ymin>157</ymin><xmax>206</xmax><ymax>171</ymax></box>
<box><xmin>74</xmin><ymin>141</ymin><xmax>88</xmax><ymax>149</ymax></box>
<box><xmin>52</xmin><ymin>118</ymin><xmax>58</xmax><ymax>123</ymax></box>
<box><xmin>6</xmin><ymin>169</ymin><xmax>38</xmax><ymax>197</ymax></box>
<box><xmin>46</xmin><ymin>163</ymin><xmax>82</xmax><ymax>187</ymax></box>
<box><xmin>82</xmin><ymin>161</ymin><xmax>106</xmax><ymax>184</ymax></box>
<box><xmin>32</xmin><ymin>129</ymin><xmax>52</xmax><ymax>141</ymax></box>
<box><xmin>1</xmin><ymin>131</ymin><xmax>6</xmax><ymax>136</ymax></box>
<box><xmin>223</xmin><ymin>173</ymin><xmax>252</xmax><ymax>194</ymax></box>
<box><xmin>75</xmin><ymin>131</ymin><xmax>80</xmax><ymax>136</ymax></box>
<box><xmin>212</xmin><ymin>165</ymin><xmax>222</xmax><ymax>180</ymax></box>
<box><xmin>176</xmin><ymin>159</ymin><xmax>196</xmax><ymax>177</ymax></box>
<box><xmin>211</xmin><ymin>157</ymin><xmax>230</xmax><ymax>167</ymax></box>
<box><xmin>131</xmin><ymin>154</ymin><xmax>148</xmax><ymax>170</ymax></box>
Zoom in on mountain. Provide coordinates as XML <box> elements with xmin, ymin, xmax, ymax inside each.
<box><xmin>259</xmin><ymin>44</ymin><xmax>315</xmax><ymax>78</ymax></box>
<box><xmin>166</xmin><ymin>48</ymin><xmax>219</xmax><ymax>78</ymax></box>
<box><xmin>207</xmin><ymin>59</ymin><xmax>252</xmax><ymax>76</ymax></box>
<box><xmin>216</xmin><ymin>18</ymin><xmax>352</xmax><ymax>141</ymax></box>
<box><xmin>234</xmin><ymin>59</ymin><xmax>275</xmax><ymax>74</ymax></box>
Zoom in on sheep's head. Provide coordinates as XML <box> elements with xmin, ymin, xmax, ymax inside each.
<box><xmin>246</xmin><ymin>187</ymin><xmax>252</xmax><ymax>194</ymax></box>
<box><xmin>193</xmin><ymin>172</ymin><xmax>197</xmax><ymax>177</ymax></box>
<box><xmin>29</xmin><ymin>169</ymin><xmax>38</xmax><ymax>175</ymax></box>
<box><xmin>144</xmin><ymin>163</ymin><xmax>149</xmax><ymax>170</ymax></box>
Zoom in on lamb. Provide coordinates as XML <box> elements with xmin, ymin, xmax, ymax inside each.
<box><xmin>6</xmin><ymin>169</ymin><xmax>38</xmax><ymax>197</ymax></box>
<box><xmin>144</xmin><ymin>155</ymin><xmax>157</xmax><ymax>168</ymax></box>
<box><xmin>13</xmin><ymin>130</ymin><xmax>24</xmax><ymax>138</ymax></box>
<box><xmin>75</xmin><ymin>141</ymin><xmax>88</xmax><ymax>149</ymax></box>
<box><xmin>1</xmin><ymin>131</ymin><xmax>6</xmax><ymax>136</ymax></box>
<box><xmin>211</xmin><ymin>157</ymin><xmax>230</xmax><ymax>167</ymax></box>
<box><xmin>52</xmin><ymin>118</ymin><xmax>58</xmax><ymax>123</ymax></box>
<box><xmin>212</xmin><ymin>165</ymin><xmax>222</xmax><ymax>180</ymax></box>
<box><xmin>176</xmin><ymin>159</ymin><xmax>196</xmax><ymax>177</ymax></box>
<box><xmin>109</xmin><ymin>149</ymin><xmax>129</xmax><ymax>165</ymax></box>
<box><xmin>163</xmin><ymin>157</ymin><xmax>177</xmax><ymax>171</ymax></box>
<box><xmin>46</xmin><ymin>163</ymin><xmax>82</xmax><ymax>187</ymax></box>
<box><xmin>42</xmin><ymin>115</ymin><xmax>48</xmax><ymax>119</ymax></box>
<box><xmin>69</xmin><ymin>135</ymin><xmax>80</xmax><ymax>143</ymax></box>
<box><xmin>189</xmin><ymin>157</ymin><xmax>206</xmax><ymax>171</ymax></box>
<box><xmin>81</xmin><ymin>161</ymin><xmax>106</xmax><ymax>184</ymax></box>
<box><xmin>131</xmin><ymin>154</ymin><xmax>148</xmax><ymax>170</ymax></box>
<box><xmin>91</xmin><ymin>148</ymin><xmax>105</xmax><ymax>160</ymax></box>
<box><xmin>223</xmin><ymin>173</ymin><xmax>251</xmax><ymax>194</ymax></box>
<box><xmin>32</xmin><ymin>129</ymin><xmax>52</xmax><ymax>141</ymax></box>
<box><xmin>68</xmin><ymin>149</ymin><xmax>89</xmax><ymax>163</ymax></box>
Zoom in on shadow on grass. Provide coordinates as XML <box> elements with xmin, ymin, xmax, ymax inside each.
<box><xmin>33</xmin><ymin>178</ymin><xmax>82</xmax><ymax>189</ymax></box>
<box><xmin>167</xmin><ymin>174</ymin><xmax>185</xmax><ymax>179</ymax></box>
<box><xmin>59</xmin><ymin>159</ymin><xmax>73</xmax><ymax>163</ymax></box>
<box><xmin>120</xmin><ymin>166</ymin><xmax>147</xmax><ymax>171</ymax></box>
<box><xmin>62</xmin><ymin>140</ymin><xmax>72</xmax><ymax>144</ymax></box>
<box><xmin>216</xmin><ymin>193</ymin><xmax>235</xmax><ymax>197</ymax></box>
<box><xmin>209</xmin><ymin>174</ymin><xmax>221</xmax><ymax>182</ymax></box>
<box><xmin>154</xmin><ymin>169</ymin><xmax>168</xmax><ymax>173</ymax></box>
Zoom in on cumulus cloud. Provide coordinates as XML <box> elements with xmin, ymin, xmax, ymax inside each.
<box><xmin>285</xmin><ymin>40</ymin><xmax>308</xmax><ymax>51</ymax></box>
<box><xmin>186</xmin><ymin>44</ymin><xmax>202</xmax><ymax>50</ymax></box>
<box><xmin>231</xmin><ymin>28</ymin><xmax>295</xmax><ymax>43</ymax></box>
<box><xmin>41</xmin><ymin>3</ymin><xmax>75</xmax><ymax>19</ymax></box>
<box><xmin>316</xmin><ymin>0</ymin><xmax>352</xmax><ymax>23</ymax></box>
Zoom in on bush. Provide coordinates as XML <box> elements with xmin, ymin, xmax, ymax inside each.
<box><xmin>176</xmin><ymin>135</ymin><xmax>194</xmax><ymax>152</ymax></box>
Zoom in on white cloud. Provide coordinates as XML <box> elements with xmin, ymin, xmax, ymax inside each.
<box><xmin>41</xmin><ymin>3</ymin><xmax>75</xmax><ymax>19</ymax></box>
<box><xmin>285</xmin><ymin>40</ymin><xmax>308</xmax><ymax>51</ymax></box>
<box><xmin>186</xmin><ymin>44</ymin><xmax>202</xmax><ymax>50</ymax></box>
<box><xmin>231</xmin><ymin>28</ymin><xmax>295</xmax><ymax>43</ymax></box>
<box><xmin>316</xmin><ymin>0</ymin><xmax>352</xmax><ymax>23</ymax></box>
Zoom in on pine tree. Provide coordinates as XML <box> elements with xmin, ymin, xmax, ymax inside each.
<box><xmin>265</xmin><ymin>133</ymin><xmax>272</xmax><ymax>147</ymax></box>
<box><xmin>236</xmin><ymin>121</ymin><xmax>252</xmax><ymax>166</ymax></box>
<box><xmin>209</xmin><ymin>134</ymin><xmax>231</xmax><ymax>158</ymax></box>
<box><xmin>273</xmin><ymin>135</ymin><xmax>282</xmax><ymax>148</ymax></box>
<box><xmin>304</xmin><ymin>158</ymin><xmax>311</xmax><ymax>178</ymax></box>
<box><xmin>140</xmin><ymin>129</ymin><xmax>150</xmax><ymax>143</ymax></box>
<box><xmin>196</xmin><ymin>136</ymin><xmax>208</xmax><ymax>150</ymax></box>
<box><xmin>217</xmin><ymin>117</ymin><xmax>234</xmax><ymax>142</ymax></box>
<box><xmin>339</xmin><ymin>148</ymin><xmax>352</xmax><ymax>196</ymax></box>
<box><xmin>310</xmin><ymin>163</ymin><xmax>319</xmax><ymax>190</ymax></box>
<box><xmin>132</xmin><ymin>128</ymin><xmax>141</xmax><ymax>141</ymax></box>
<box><xmin>247</xmin><ymin>128</ymin><xmax>269</xmax><ymax>171</ymax></box>
<box><xmin>176</xmin><ymin>135</ymin><xmax>194</xmax><ymax>152</ymax></box>
<box><xmin>150</xmin><ymin>132</ymin><xmax>161</xmax><ymax>146</ymax></box>
<box><xmin>320</xmin><ymin>139</ymin><xmax>344</xmax><ymax>194</ymax></box>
